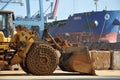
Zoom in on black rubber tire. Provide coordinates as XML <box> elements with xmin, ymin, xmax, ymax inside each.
<box><xmin>58</xmin><ymin>56</ymin><xmax>67</xmax><ymax>71</ymax></box>
<box><xmin>26</xmin><ymin>43</ymin><xmax>58</xmax><ymax>75</ymax></box>
<box><xmin>59</xmin><ymin>53</ymin><xmax>73</xmax><ymax>71</ymax></box>
<box><xmin>20</xmin><ymin>61</ymin><xmax>31</xmax><ymax>74</ymax></box>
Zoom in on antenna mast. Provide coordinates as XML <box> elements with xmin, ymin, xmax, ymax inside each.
<box><xmin>94</xmin><ymin>0</ymin><xmax>99</xmax><ymax>11</ymax></box>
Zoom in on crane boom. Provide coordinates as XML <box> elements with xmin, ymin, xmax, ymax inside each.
<box><xmin>52</xmin><ymin>0</ymin><xmax>59</xmax><ymax>19</ymax></box>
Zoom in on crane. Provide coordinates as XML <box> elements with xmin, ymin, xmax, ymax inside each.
<box><xmin>0</xmin><ymin>0</ymin><xmax>59</xmax><ymax>37</ymax></box>
<box><xmin>48</xmin><ymin>0</ymin><xmax>59</xmax><ymax>19</ymax></box>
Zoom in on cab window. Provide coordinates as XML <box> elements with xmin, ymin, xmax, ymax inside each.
<box><xmin>0</xmin><ymin>14</ymin><xmax>6</xmax><ymax>30</ymax></box>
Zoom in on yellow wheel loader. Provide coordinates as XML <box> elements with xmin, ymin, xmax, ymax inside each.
<box><xmin>0</xmin><ymin>11</ymin><xmax>58</xmax><ymax>75</ymax></box>
<box><xmin>0</xmin><ymin>10</ymin><xmax>95</xmax><ymax>75</ymax></box>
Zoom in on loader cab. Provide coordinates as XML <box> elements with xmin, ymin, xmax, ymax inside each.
<box><xmin>0</xmin><ymin>10</ymin><xmax>15</xmax><ymax>38</ymax></box>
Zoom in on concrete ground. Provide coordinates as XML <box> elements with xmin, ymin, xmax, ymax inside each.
<box><xmin>0</xmin><ymin>70</ymin><xmax>120</xmax><ymax>80</ymax></box>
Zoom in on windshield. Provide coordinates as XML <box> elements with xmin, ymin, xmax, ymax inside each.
<box><xmin>0</xmin><ymin>14</ymin><xmax>7</xmax><ymax>30</ymax></box>
<box><xmin>0</xmin><ymin>13</ymin><xmax>14</xmax><ymax>37</ymax></box>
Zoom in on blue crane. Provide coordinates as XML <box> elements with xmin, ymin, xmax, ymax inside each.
<box><xmin>0</xmin><ymin>0</ymin><xmax>44</xmax><ymax>37</ymax></box>
<box><xmin>14</xmin><ymin>0</ymin><xmax>44</xmax><ymax>37</ymax></box>
<box><xmin>0</xmin><ymin>0</ymin><xmax>59</xmax><ymax>37</ymax></box>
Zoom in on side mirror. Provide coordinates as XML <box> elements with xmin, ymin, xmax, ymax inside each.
<box><xmin>12</xmin><ymin>13</ymin><xmax>15</xmax><ymax>21</ymax></box>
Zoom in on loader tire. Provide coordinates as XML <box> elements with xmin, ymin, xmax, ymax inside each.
<box><xmin>20</xmin><ymin>61</ymin><xmax>31</xmax><ymax>74</ymax></box>
<box><xmin>26</xmin><ymin>43</ymin><xmax>58</xmax><ymax>75</ymax></box>
<box><xmin>59</xmin><ymin>56</ymin><xmax>67</xmax><ymax>71</ymax></box>
<box><xmin>59</xmin><ymin>53</ymin><xmax>73</xmax><ymax>71</ymax></box>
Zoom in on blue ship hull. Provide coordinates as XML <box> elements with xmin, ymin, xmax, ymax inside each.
<box><xmin>48</xmin><ymin>10</ymin><xmax>120</xmax><ymax>43</ymax></box>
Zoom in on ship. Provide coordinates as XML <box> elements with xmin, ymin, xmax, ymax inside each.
<box><xmin>47</xmin><ymin>10</ymin><xmax>120</xmax><ymax>44</ymax></box>
<box><xmin>46</xmin><ymin>10</ymin><xmax>120</xmax><ymax>50</ymax></box>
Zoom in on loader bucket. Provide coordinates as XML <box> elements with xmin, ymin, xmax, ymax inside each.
<box><xmin>59</xmin><ymin>46</ymin><xmax>95</xmax><ymax>75</ymax></box>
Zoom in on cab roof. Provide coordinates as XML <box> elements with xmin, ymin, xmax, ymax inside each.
<box><xmin>0</xmin><ymin>10</ymin><xmax>13</xmax><ymax>14</ymax></box>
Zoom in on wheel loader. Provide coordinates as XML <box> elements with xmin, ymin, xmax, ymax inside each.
<box><xmin>0</xmin><ymin>10</ymin><xmax>95</xmax><ymax>75</ymax></box>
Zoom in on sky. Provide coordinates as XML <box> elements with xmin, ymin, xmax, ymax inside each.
<box><xmin>0</xmin><ymin>0</ymin><xmax>120</xmax><ymax>21</ymax></box>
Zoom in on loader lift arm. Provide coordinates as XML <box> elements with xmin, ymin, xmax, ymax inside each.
<box><xmin>42</xmin><ymin>28</ymin><xmax>96</xmax><ymax>75</ymax></box>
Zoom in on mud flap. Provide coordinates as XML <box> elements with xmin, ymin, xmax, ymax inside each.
<box><xmin>59</xmin><ymin>46</ymin><xmax>95</xmax><ymax>75</ymax></box>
